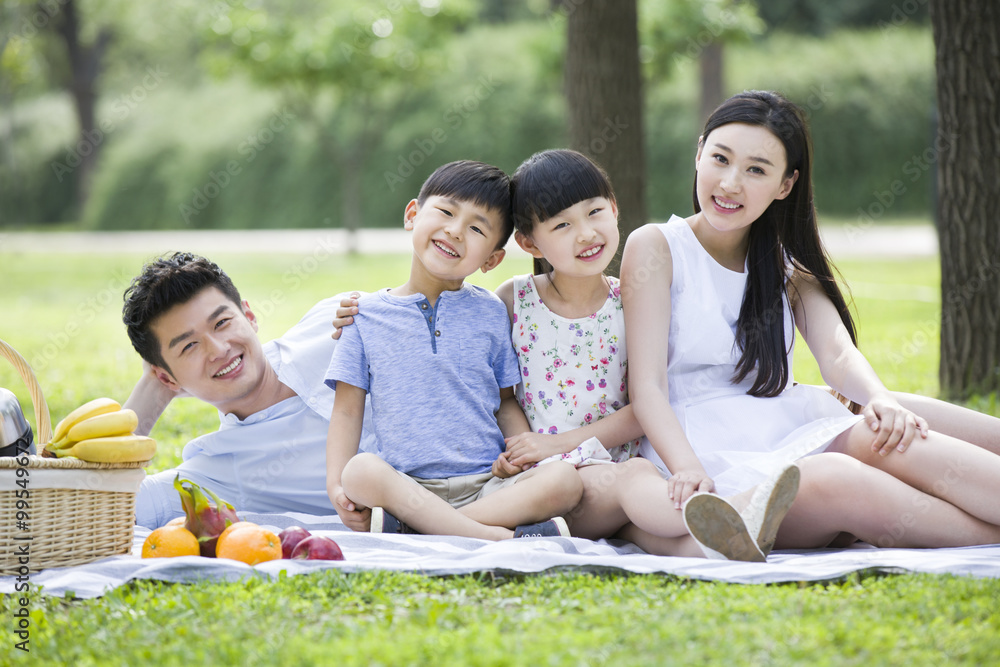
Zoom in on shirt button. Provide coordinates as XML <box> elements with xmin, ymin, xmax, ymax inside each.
<box><xmin>435</xmin><ymin>330</ymin><xmax>441</xmax><ymax>337</ymax></box>
<box><xmin>428</xmin><ymin>316</ymin><xmax>433</xmax><ymax>322</ymax></box>
<box><xmin>421</xmin><ymin>303</ymin><xmax>428</xmax><ymax>310</ymax></box>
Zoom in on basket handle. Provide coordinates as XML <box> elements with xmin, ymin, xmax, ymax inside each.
<box><xmin>0</xmin><ymin>338</ymin><xmax>53</xmax><ymax>444</ymax></box>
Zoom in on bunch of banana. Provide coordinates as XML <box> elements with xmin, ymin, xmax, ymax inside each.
<box><xmin>44</xmin><ymin>397</ymin><xmax>156</xmax><ymax>463</ymax></box>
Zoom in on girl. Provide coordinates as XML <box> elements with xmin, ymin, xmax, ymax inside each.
<box><xmin>493</xmin><ymin>148</ymin><xmax>799</xmax><ymax>560</ymax></box>
<box><xmin>621</xmin><ymin>90</ymin><xmax>1000</xmax><ymax>551</ymax></box>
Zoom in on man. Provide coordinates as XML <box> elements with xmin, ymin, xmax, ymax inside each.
<box><xmin>122</xmin><ymin>251</ymin><xmax>374</xmax><ymax>527</ymax></box>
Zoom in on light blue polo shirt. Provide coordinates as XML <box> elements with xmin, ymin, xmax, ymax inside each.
<box><xmin>325</xmin><ymin>283</ymin><xmax>521</xmax><ymax>478</ymax></box>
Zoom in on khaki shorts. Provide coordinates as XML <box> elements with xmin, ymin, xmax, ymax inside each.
<box><xmin>396</xmin><ymin>469</ymin><xmax>523</xmax><ymax>509</ymax></box>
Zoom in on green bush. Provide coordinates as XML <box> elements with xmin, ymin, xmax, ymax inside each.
<box><xmin>2</xmin><ymin>25</ymin><xmax>935</xmax><ymax>229</ymax></box>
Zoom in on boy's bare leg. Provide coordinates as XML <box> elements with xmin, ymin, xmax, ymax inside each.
<box><xmin>459</xmin><ymin>461</ymin><xmax>582</xmax><ymax>528</ymax></box>
<box><xmin>775</xmin><ymin>453</ymin><xmax>1000</xmax><ymax>549</ymax></box>
<box><xmin>341</xmin><ymin>453</ymin><xmax>512</xmax><ymax>540</ymax></box>
<box><xmin>892</xmin><ymin>390</ymin><xmax>1000</xmax><ymax>456</ymax></box>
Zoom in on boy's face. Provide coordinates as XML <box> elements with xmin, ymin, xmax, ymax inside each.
<box><xmin>148</xmin><ymin>286</ymin><xmax>268</xmax><ymax>415</ymax></box>
<box><xmin>404</xmin><ymin>195</ymin><xmax>506</xmax><ymax>283</ymax></box>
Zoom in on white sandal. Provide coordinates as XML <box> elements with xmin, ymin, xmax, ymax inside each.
<box><xmin>741</xmin><ymin>463</ymin><xmax>801</xmax><ymax>556</ymax></box>
<box><xmin>683</xmin><ymin>493</ymin><xmax>766</xmax><ymax>562</ymax></box>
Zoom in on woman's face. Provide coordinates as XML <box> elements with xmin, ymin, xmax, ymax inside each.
<box><xmin>694</xmin><ymin>122</ymin><xmax>799</xmax><ymax>236</ymax></box>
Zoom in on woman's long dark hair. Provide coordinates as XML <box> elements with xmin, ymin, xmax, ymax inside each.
<box><xmin>694</xmin><ymin>90</ymin><xmax>857</xmax><ymax>398</ymax></box>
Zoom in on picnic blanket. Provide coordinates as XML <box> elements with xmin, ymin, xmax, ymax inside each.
<box><xmin>4</xmin><ymin>512</ymin><xmax>999</xmax><ymax>599</ymax></box>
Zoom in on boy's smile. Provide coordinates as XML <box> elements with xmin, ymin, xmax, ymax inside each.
<box><xmin>401</xmin><ymin>195</ymin><xmax>506</xmax><ymax>300</ymax></box>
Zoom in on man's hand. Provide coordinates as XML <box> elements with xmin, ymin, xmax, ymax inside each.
<box><xmin>331</xmin><ymin>292</ymin><xmax>361</xmax><ymax>340</ymax></box>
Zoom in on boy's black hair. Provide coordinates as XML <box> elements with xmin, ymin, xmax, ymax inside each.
<box><xmin>417</xmin><ymin>160</ymin><xmax>514</xmax><ymax>250</ymax></box>
<box><xmin>122</xmin><ymin>252</ymin><xmax>242</xmax><ymax>372</ymax></box>
<box><xmin>510</xmin><ymin>149</ymin><xmax>616</xmax><ymax>275</ymax></box>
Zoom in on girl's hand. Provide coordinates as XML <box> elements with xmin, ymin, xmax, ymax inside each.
<box><xmin>668</xmin><ymin>470</ymin><xmax>715</xmax><ymax>509</ymax></box>
<box><xmin>331</xmin><ymin>292</ymin><xmax>361</xmax><ymax>340</ymax></box>
<box><xmin>863</xmin><ymin>393</ymin><xmax>930</xmax><ymax>456</ymax></box>
<box><xmin>492</xmin><ymin>451</ymin><xmax>522</xmax><ymax>478</ymax></box>
<box><xmin>331</xmin><ymin>484</ymin><xmax>371</xmax><ymax>531</ymax></box>
<box><xmin>503</xmin><ymin>432</ymin><xmax>571</xmax><ymax>469</ymax></box>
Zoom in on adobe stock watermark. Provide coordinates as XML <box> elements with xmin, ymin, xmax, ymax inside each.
<box><xmin>51</xmin><ymin>66</ymin><xmax>169</xmax><ymax>182</ymax></box>
<box><xmin>8</xmin><ymin>0</ymin><xmax>70</xmax><ymax>42</ymax></box>
<box><xmin>383</xmin><ymin>74</ymin><xmax>498</xmax><ymax>191</ymax></box>
<box><xmin>179</xmin><ymin>106</ymin><xmax>296</xmax><ymax>224</ymax></box>
<box><xmin>847</xmin><ymin>130</ymin><xmax>957</xmax><ymax>243</ymax></box>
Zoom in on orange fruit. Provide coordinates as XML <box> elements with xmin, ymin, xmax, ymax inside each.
<box><xmin>216</xmin><ymin>523</ymin><xmax>281</xmax><ymax>565</ymax></box>
<box><xmin>166</xmin><ymin>517</ymin><xmax>186</xmax><ymax>527</ymax></box>
<box><xmin>214</xmin><ymin>520</ymin><xmax>254</xmax><ymax>552</ymax></box>
<box><xmin>142</xmin><ymin>525</ymin><xmax>200</xmax><ymax>558</ymax></box>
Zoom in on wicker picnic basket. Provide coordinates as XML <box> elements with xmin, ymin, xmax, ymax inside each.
<box><xmin>0</xmin><ymin>339</ymin><xmax>147</xmax><ymax>575</ymax></box>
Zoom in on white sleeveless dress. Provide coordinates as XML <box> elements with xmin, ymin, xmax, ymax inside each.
<box><xmin>638</xmin><ymin>216</ymin><xmax>863</xmax><ymax>496</ymax></box>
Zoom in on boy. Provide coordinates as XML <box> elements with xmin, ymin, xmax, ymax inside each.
<box><xmin>325</xmin><ymin>161</ymin><xmax>582</xmax><ymax>539</ymax></box>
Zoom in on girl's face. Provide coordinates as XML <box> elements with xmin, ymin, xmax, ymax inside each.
<box><xmin>694</xmin><ymin>122</ymin><xmax>799</xmax><ymax>235</ymax></box>
<box><xmin>516</xmin><ymin>197</ymin><xmax>619</xmax><ymax>278</ymax></box>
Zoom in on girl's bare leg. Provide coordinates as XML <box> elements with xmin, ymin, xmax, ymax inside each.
<box><xmin>775</xmin><ymin>453</ymin><xmax>1000</xmax><ymax>549</ymax></box>
<box><xmin>566</xmin><ymin>458</ymin><xmax>690</xmax><ymax>541</ymax></box>
<box><xmin>830</xmin><ymin>421</ymin><xmax>1000</xmax><ymax>526</ymax></box>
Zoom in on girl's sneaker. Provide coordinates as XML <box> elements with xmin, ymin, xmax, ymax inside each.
<box><xmin>683</xmin><ymin>493</ymin><xmax>765</xmax><ymax>562</ymax></box>
<box><xmin>513</xmin><ymin>516</ymin><xmax>570</xmax><ymax>538</ymax></box>
<box><xmin>370</xmin><ymin>507</ymin><xmax>417</xmax><ymax>534</ymax></box>
<box><xmin>741</xmin><ymin>464</ymin><xmax>800</xmax><ymax>556</ymax></box>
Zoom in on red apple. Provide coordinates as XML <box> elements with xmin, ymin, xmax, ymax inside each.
<box><xmin>278</xmin><ymin>526</ymin><xmax>312</xmax><ymax>559</ymax></box>
<box><xmin>291</xmin><ymin>535</ymin><xmax>344</xmax><ymax>561</ymax></box>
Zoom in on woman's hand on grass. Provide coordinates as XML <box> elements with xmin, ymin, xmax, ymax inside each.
<box><xmin>864</xmin><ymin>392</ymin><xmax>930</xmax><ymax>456</ymax></box>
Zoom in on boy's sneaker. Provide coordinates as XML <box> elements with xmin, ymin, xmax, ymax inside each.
<box><xmin>370</xmin><ymin>507</ymin><xmax>417</xmax><ymax>534</ymax></box>
<box><xmin>513</xmin><ymin>516</ymin><xmax>570</xmax><ymax>538</ymax></box>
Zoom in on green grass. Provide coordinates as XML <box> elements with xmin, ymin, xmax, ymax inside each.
<box><xmin>2</xmin><ymin>249</ymin><xmax>998</xmax><ymax>664</ymax></box>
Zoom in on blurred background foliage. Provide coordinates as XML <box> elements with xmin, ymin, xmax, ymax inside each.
<box><xmin>0</xmin><ymin>0</ymin><xmax>933</xmax><ymax>231</ymax></box>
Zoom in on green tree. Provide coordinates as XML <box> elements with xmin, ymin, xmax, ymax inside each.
<box><xmin>202</xmin><ymin>0</ymin><xmax>475</xmax><ymax>247</ymax></box>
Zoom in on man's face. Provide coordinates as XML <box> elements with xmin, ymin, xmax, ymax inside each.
<box><xmin>149</xmin><ymin>286</ymin><xmax>267</xmax><ymax>415</ymax></box>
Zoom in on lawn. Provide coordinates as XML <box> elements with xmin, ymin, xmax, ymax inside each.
<box><xmin>1</xmin><ymin>248</ymin><xmax>998</xmax><ymax>665</ymax></box>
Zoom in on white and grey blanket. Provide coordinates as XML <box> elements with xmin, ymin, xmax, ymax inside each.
<box><xmin>4</xmin><ymin>512</ymin><xmax>998</xmax><ymax>599</ymax></box>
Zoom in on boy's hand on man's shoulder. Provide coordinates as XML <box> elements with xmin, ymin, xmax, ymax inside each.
<box><xmin>331</xmin><ymin>292</ymin><xmax>362</xmax><ymax>340</ymax></box>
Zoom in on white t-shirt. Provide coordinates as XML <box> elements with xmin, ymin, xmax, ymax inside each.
<box><xmin>134</xmin><ymin>296</ymin><xmax>376</xmax><ymax>528</ymax></box>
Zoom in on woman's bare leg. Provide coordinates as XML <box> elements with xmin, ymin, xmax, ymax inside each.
<box><xmin>829</xmin><ymin>421</ymin><xmax>1000</xmax><ymax>526</ymax></box>
<box><xmin>775</xmin><ymin>453</ymin><xmax>1000</xmax><ymax>549</ymax></box>
<box><xmin>892</xmin><ymin>390</ymin><xmax>1000</xmax><ymax>456</ymax></box>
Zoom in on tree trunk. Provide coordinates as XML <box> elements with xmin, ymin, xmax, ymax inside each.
<box><xmin>53</xmin><ymin>0</ymin><xmax>111</xmax><ymax>217</ymax></box>
<box><xmin>930</xmin><ymin>0</ymin><xmax>1000</xmax><ymax>398</ymax></box>
<box><xmin>564</xmin><ymin>0</ymin><xmax>647</xmax><ymax>277</ymax></box>
<box><xmin>698</xmin><ymin>41</ymin><xmax>725</xmax><ymax>127</ymax></box>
